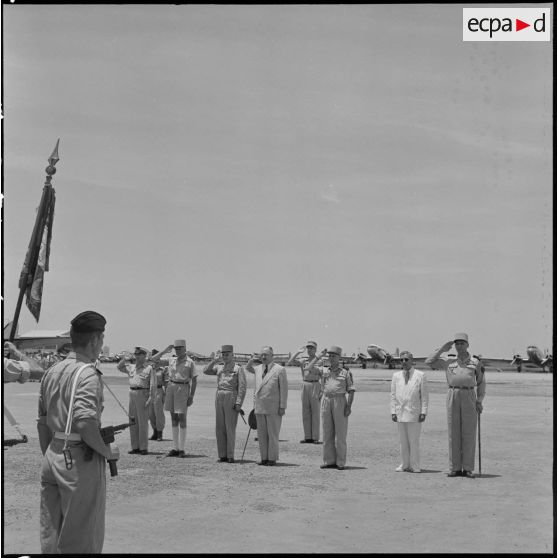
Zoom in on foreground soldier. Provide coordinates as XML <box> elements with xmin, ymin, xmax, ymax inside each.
<box><xmin>425</xmin><ymin>333</ymin><xmax>486</xmax><ymax>478</ymax></box>
<box><xmin>320</xmin><ymin>346</ymin><xmax>355</xmax><ymax>470</ymax></box>
<box><xmin>3</xmin><ymin>341</ymin><xmax>45</xmax><ymax>382</ymax></box>
<box><xmin>286</xmin><ymin>341</ymin><xmax>323</xmax><ymax>444</ymax></box>
<box><xmin>117</xmin><ymin>346</ymin><xmax>156</xmax><ymax>454</ymax></box>
<box><xmin>390</xmin><ymin>351</ymin><xmax>428</xmax><ymax>473</ymax></box>
<box><xmin>149</xmin><ymin>349</ymin><xmax>168</xmax><ymax>441</ymax></box>
<box><xmin>151</xmin><ymin>339</ymin><xmax>197</xmax><ymax>458</ymax></box>
<box><xmin>246</xmin><ymin>346</ymin><xmax>288</xmax><ymax>466</ymax></box>
<box><xmin>37</xmin><ymin>310</ymin><xmax>119</xmax><ymax>553</ymax></box>
<box><xmin>203</xmin><ymin>345</ymin><xmax>247</xmax><ymax>463</ymax></box>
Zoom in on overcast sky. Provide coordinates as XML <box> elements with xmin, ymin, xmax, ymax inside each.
<box><xmin>1</xmin><ymin>4</ymin><xmax>553</xmax><ymax>358</ymax></box>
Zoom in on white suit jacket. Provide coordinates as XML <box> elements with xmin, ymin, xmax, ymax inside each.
<box><xmin>253</xmin><ymin>362</ymin><xmax>288</xmax><ymax>415</ymax></box>
<box><xmin>390</xmin><ymin>368</ymin><xmax>428</xmax><ymax>422</ymax></box>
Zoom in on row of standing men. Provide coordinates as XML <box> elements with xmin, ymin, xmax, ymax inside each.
<box><xmin>35</xmin><ymin>309</ymin><xmax>486</xmax><ymax>554</ymax></box>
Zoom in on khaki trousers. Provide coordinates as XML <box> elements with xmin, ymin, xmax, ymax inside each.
<box><xmin>129</xmin><ymin>389</ymin><xmax>150</xmax><ymax>451</ymax></box>
<box><xmin>40</xmin><ymin>438</ymin><xmax>106</xmax><ymax>554</ymax></box>
<box><xmin>301</xmin><ymin>381</ymin><xmax>321</xmax><ymax>441</ymax></box>
<box><xmin>321</xmin><ymin>395</ymin><xmax>349</xmax><ymax>467</ymax></box>
<box><xmin>447</xmin><ymin>388</ymin><xmax>477</xmax><ymax>472</ymax></box>
<box><xmin>255</xmin><ymin>413</ymin><xmax>282</xmax><ymax>462</ymax></box>
<box><xmin>149</xmin><ymin>387</ymin><xmax>166</xmax><ymax>431</ymax></box>
<box><xmin>397</xmin><ymin>422</ymin><xmax>422</xmax><ymax>470</ymax></box>
<box><xmin>215</xmin><ymin>390</ymin><xmax>239</xmax><ymax>459</ymax></box>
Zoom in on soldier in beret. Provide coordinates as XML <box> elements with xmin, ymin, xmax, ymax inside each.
<box><xmin>37</xmin><ymin>310</ymin><xmax>119</xmax><ymax>553</ymax></box>
<box><xmin>117</xmin><ymin>346</ymin><xmax>156</xmax><ymax>454</ymax></box>
<box><xmin>425</xmin><ymin>333</ymin><xmax>486</xmax><ymax>478</ymax></box>
<box><xmin>203</xmin><ymin>345</ymin><xmax>247</xmax><ymax>463</ymax></box>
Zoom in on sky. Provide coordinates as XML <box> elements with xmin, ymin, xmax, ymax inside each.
<box><xmin>1</xmin><ymin>4</ymin><xmax>554</xmax><ymax>359</ymax></box>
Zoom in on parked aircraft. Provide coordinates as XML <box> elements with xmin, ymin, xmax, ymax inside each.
<box><xmin>354</xmin><ymin>344</ymin><xmax>425</xmax><ymax>369</ymax></box>
<box><xmin>511</xmin><ymin>346</ymin><xmax>553</xmax><ymax>373</ymax></box>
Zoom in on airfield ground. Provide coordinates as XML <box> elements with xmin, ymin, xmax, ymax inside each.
<box><xmin>2</xmin><ymin>366</ymin><xmax>554</xmax><ymax>554</ymax></box>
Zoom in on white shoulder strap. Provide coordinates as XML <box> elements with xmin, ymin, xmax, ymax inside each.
<box><xmin>63</xmin><ymin>363</ymin><xmax>94</xmax><ymax>443</ymax></box>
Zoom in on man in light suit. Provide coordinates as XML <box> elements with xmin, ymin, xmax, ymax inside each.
<box><xmin>246</xmin><ymin>346</ymin><xmax>288</xmax><ymax>466</ymax></box>
<box><xmin>390</xmin><ymin>350</ymin><xmax>429</xmax><ymax>473</ymax></box>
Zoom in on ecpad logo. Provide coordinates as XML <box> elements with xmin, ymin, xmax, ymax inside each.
<box><xmin>463</xmin><ymin>8</ymin><xmax>550</xmax><ymax>41</ymax></box>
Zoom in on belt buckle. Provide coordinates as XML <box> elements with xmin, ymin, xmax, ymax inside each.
<box><xmin>63</xmin><ymin>447</ymin><xmax>73</xmax><ymax>470</ymax></box>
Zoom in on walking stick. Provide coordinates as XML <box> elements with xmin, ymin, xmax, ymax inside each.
<box><xmin>241</xmin><ymin>409</ymin><xmax>257</xmax><ymax>462</ymax></box>
<box><xmin>477</xmin><ymin>411</ymin><xmax>482</xmax><ymax>477</ymax></box>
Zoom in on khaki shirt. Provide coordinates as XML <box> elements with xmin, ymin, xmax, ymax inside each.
<box><xmin>320</xmin><ymin>366</ymin><xmax>355</xmax><ymax>396</ymax></box>
<box><xmin>37</xmin><ymin>352</ymin><xmax>103</xmax><ymax>434</ymax></box>
<box><xmin>117</xmin><ymin>361</ymin><xmax>155</xmax><ymax>390</ymax></box>
<box><xmin>209</xmin><ymin>364</ymin><xmax>247</xmax><ymax>407</ymax></box>
<box><xmin>167</xmin><ymin>356</ymin><xmax>197</xmax><ymax>384</ymax></box>
<box><xmin>300</xmin><ymin>357</ymin><xmax>323</xmax><ymax>382</ymax></box>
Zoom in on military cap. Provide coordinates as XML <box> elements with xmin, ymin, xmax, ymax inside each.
<box><xmin>305</xmin><ymin>341</ymin><xmax>318</xmax><ymax>349</ymax></box>
<box><xmin>221</xmin><ymin>345</ymin><xmax>234</xmax><ymax>353</ymax></box>
<box><xmin>134</xmin><ymin>346</ymin><xmax>149</xmax><ymax>355</ymax></box>
<box><xmin>70</xmin><ymin>311</ymin><xmax>106</xmax><ymax>333</ymax></box>
<box><xmin>454</xmin><ymin>333</ymin><xmax>469</xmax><ymax>343</ymax></box>
<box><xmin>327</xmin><ymin>345</ymin><xmax>343</xmax><ymax>356</ymax></box>
<box><xmin>174</xmin><ymin>339</ymin><xmax>186</xmax><ymax>347</ymax></box>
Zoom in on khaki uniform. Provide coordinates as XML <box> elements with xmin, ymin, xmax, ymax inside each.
<box><xmin>299</xmin><ymin>358</ymin><xmax>323</xmax><ymax>441</ymax></box>
<box><xmin>118</xmin><ymin>360</ymin><xmax>156</xmax><ymax>451</ymax></box>
<box><xmin>320</xmin><ymin>366</ymin><xmax>355</xmax><ymax>468</ymax></box>
<box><xmin>37</xmin><ymin>352</ymin><xmax>106</xmax><ymax>554</ymax></box>
<box><xmin>428</xmin><ymin>351</ymin><xmax>486</xmax><ymax>472</ymax></box>
<box><xmin>164</xmin><ymin>355</ymin><xmax>198</xmax><ymax>414</ymax></box>
<box><xmin>149</xmin><ymin>366</ymin><xmax>167</xmax><ymax>432</ymax></box>
<box><xmin>206</xmin><ymin>364</ymin><xmax>247</xmax><ymax>459</ymax></box>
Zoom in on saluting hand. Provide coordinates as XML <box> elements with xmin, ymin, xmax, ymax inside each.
<box><xmin>441</xmin><ymin>340</ymin><xmax>454</xmax><ymax>352</ymax></box>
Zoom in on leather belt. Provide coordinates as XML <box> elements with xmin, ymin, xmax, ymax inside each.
<box><xmin>170</xmin><ymin>380</ymin><xmax>190</xmax><ymax>385</ymax></box>
<box><xmin>323</xmin><ymin>393</ymin><xmax>346</xmax><ymax>398</ymax></box>
<box><xmin>157</xmin><ymin>385</ymin><xmax>163</xmax><ymax>388</ymax></box>
<box><xmin>130</xmin><ymin>386</ymin><xmax>149</xmax><ymax>390</ymax></box>
<box><xmin>449</xmin><ymin>386</ymin><xmax>474</xmax><ymax>390</ymax></box>
<box><xmin>303</xmin><ymin>380</ymin><xmax>319</xmax><ymax>383</ymax></box>
<box><xmin>53</xmin><ymin>432</ymin><xmax>81</xmax><ymax>441</ymax></box>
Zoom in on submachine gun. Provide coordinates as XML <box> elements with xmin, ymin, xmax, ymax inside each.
<box><xmin>83</xmin><ymin>419</ymin><xmax>135</xmax><ymax>477</ymax></box>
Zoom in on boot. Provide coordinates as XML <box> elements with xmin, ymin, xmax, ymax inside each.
<box><xmin>156</xmin><ymin>430</ymin><xmax>163</xmax><ymax>441</ymax></box>
<box><xmin>149</xmin><ymin>430</ymin><xmax>157</xmax><ymax>441</ymax></box>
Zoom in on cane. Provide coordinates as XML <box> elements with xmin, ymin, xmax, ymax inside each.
<box><xmin>241</xmin><ymin>409</ymin><xmax>257</xmax><ymax>462</ymax></box>
<box><xmin>477</xmin><ymin>410</ymin><xmax>482</xmax><ymax>477</ymax></box>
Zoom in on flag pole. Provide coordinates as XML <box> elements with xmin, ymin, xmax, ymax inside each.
<box><xmin>9</xmin><ymin>140</ymin><xmax>60</xmax><ymax>342</ymax></box>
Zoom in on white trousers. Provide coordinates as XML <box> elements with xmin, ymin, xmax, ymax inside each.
<box><xmin>397</xmin><ymin>422</ymin><xmax>422</xmax><ymax>471</ymax></box>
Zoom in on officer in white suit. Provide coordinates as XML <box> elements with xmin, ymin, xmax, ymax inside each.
<box><xmin>390</xmin><ymin>350</ymin><xmax>429</xmax><ymax>473</ymax></box>
<box><xmin>246</xmin><ymin>346</ymin><xmax>288</xmax><ymax>466</ymax></box>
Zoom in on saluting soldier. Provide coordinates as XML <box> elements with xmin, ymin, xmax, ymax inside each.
<box><xmin>117</xmin><ymin>346</ymin><xmax>156</xmax><ymax>454</ymax></box>
<box><xmin>319</xmin><ymin>346</ymin><xmax>355</xmax><ymax>470</ymax></box>
<box><xmin>37</xmin><ymin>310</ymin><xmax>119</xmax><ymax>553</ymax></box>
<box><xmin>149</xmin><ymin>348</ymin><xmax>168</xmax><ymax>441</ymax></box>
<box><xmin>425</xmin><ymin>333</ymin><xmax>486</xmax><ymax>478</ymax></box>
<box><xmin>286</xmin><ymin>341</ymin><xmax>324</xmax><ymax>443</ymax></box>
<box><xmin>203</xmin><ymin>345</ymin><xmax>247</xmax><ymax>463</ymax></box>
<box><xmin>151</xmin><ymin>339</ymin><xmax>198</xmax><ymax>458</ymax></box>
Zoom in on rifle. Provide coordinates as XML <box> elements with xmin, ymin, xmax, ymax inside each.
<box><xmin>83</xmin><ymin>419</ymin><xmax>135</xmax><ymax>476</ymax></box>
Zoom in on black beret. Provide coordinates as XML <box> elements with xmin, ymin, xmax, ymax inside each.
<box><xmin>70</xmin><ymin>311</ymin><xmax>106</xmax><ymax>333</ymax></box>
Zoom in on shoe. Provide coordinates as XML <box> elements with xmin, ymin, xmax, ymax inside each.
<box><xmin>227</xmin><ymin>458</ymin><xmax>235</xmax><ymax>463</ymax></box>
<box><xmin>336</xmin><ymin>465</ymin><xmax>345</xmax><ymax>470</ymax></box>
<box><xmin>320</xmin><ymin>464</ymin><xmax>336</xmax><ymax>469</ymax></box>
<box><xmin>218</xmin><ymin>457</ymin><xmax>227</xmax><ymax>462</ymax></box>
<box><xmin>409</xmin><ymin>468</ymin><xmax>421</xmax><ymax>473</ymax></box>
<box><xmin>447</xmin><ymin>471</ymin><xmax>461</xmax><ymax>477</ymax></box>
<box><xmin>149</xmin><ymin>431</ymin><xmax>157</xmax><ymax>441</ymax></box>
<box><xmin>178</xmin><ymin>450</ymin><xmax>186</xmax><ymax>458</ymax></box>
<box><xmin>300</xmin><ymin>439</ymin><xmax>313</xmax><ymax>443</ymax></box>
<box><xmin>139</xmin><ymin>450</ymin><xmax>148</xmax><ymax>455</ymax></box>
<box><xmin>463</xmin><ymin>471</ymin><xmax>474</xmax><ymax>478</ymax></box>
<box><xmin>395</xmin><ymin>465</ymin><xmax>405</xmax><ymax>472</ymax></box>
<box><xmin>156</xmin><ymin>431</ymin><xmax>163</xmax><ymax>441</ymax></box>
<box><xmin>267</xmin><ymin>460</ymin><xmax>276</xmax><ymax>466</ymax></box>
<box><xmin>313</xmin><ymin>440</ymin><xmax>321</xmax><ymax>444</ymax></box>
<box><xmin>128</xmin><ymin>449</ymin><xmax>140</xmax><ymax>454</ymax></box>
<box><xmin>258</xmin><ymin>460</ymin><xmax>268</xmax><ymax>466</ymax></box>
<box><xmin>166</xmin><ymin>449</ymin><xmax>180</xmax><ymax>457</ymax></box>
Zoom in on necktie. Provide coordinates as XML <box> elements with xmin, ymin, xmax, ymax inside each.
<box><xmin>404</xmin><ymin>371</ymin><xmax>409</xmax><ymax>384</ymax></box>
<box><xmin>263</xmin><ymin>365</ymin><xmax>268</xmax><ymax>377</ymax></box>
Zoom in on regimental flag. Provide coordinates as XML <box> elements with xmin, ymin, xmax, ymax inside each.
<box><xmin>18</xmin><ymin>185</ymin><xmax>56</xmax><ymax>322</ymax></box>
